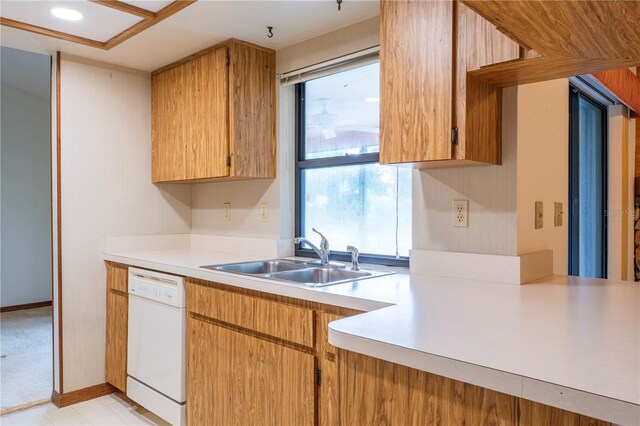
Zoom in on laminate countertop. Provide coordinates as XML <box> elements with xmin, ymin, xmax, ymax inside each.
<box><xmin>103</xmin><ymin>247</ymin><xmax>639</xmax><ymax>425</ymax></box>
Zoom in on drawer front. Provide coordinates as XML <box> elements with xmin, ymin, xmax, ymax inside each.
<box><xmin>188</xmin><ymin>281</ymin><xmax>314</xmax><ymax>348</ymax></box>
<box><xmin>106</xmin><ymin>262</ymin><xmax>128</xmax><ymax>293</ymax></box>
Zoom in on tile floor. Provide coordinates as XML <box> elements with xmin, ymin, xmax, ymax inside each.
<box><xmin>0</xmin><ymin>393</ymin><xmax>168</xmax><ymax>426</ymax></box>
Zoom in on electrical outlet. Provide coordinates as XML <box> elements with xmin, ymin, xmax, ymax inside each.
<box><xmin>453</xmin><ymin>200</ymin><xmax>469</xmax><ymax>228</ymax></box>
<box><xmin>260</xmin><ymin>203</ymin><xmax>269</xmax><ymax>223</ymax></box>
<box><xmin>554</xmin><ymin>202</ymin><xmax>563</xmax><ymax>227</ymax></box>
<box><xmin>535</xmin><ymin>201</ymin><xmax>543</xmax><ymax>229</ymax></box>
<box><xmin>223</xmin><ymin>203</ymin><xmax>231</xmax><ymax>222</ymax></box>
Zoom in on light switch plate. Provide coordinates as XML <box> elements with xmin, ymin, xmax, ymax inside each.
<box><xmin>223</xmin><ymin>203</ymin><xmax>231</xmax><ymax>222</ymax></box>
<box><xmin>453</xmin><ymin>200</ymin><xmax>469</xmax><ymax>228</ymax></box>
<box><xmin>535</xmin><ymin>201</ymin><xmax>543</xmax><ymax>229</ymax></box>
<box><xmin>554</xmin><ymin>202</ymin><xmax>563</xmax><ymax>227</ymax></box>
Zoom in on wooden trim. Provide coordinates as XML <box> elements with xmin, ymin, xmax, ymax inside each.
<box><xmin>0</xmin><ymin>17</ymin><xmax>106</xmax><ymax>49</ymax></box>
<box><xmin>89</xmin><ymin>0</ymin><xmax>156</xmax><ymax>19</ymax></box>
<box><xmin>0</xmin><ymin>300</ymin><xmax>52</xmax><ymax>313</ymax></box>
<box><xmin>591</xmin><ymin>69</ymin><xmax>640</xmax><ymax>116</ymax></box>
<box><xmin>56</xmin><ymin>51</ymin><xmax>64</xmax><ymax>394</ymax></box>
<box><xmin>0</xmin><ymin>1</ymin><xmax>196</xmax><ymax>51</ymax></box>
<box><xmin>51</xmin><ymin>383</ymin><xmax>116</xmax><ymax>408</ymax></box>
<box><xmin>621</xmin><ymin>111</ymin><xmax>630</xmax><ymax>281</ymax></box>
<box><xmin>103</xmin><ymin>0</ymin><xmax>197</xmax><ymax>50</ymax></box>
<box><xmin>49</xmin><ymin>53</ymin><xmax>56</xmax><ymax>399</ymax></box>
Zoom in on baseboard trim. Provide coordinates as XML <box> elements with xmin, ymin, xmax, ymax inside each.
<box><xmin>51</xmin><ymin>383</ymin><xmax>116</xmax><ymax>408</ymax></box>
<box><xmin>0</xmin><ymin>300</ymin><xmax>52</xmax><ymax>313</ymax></box>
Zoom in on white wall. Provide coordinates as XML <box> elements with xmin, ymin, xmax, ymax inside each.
<box><xmin>1</xmin><ymin>83</ymin><xmax>52</xmax><ymax>307</ymax></box>
<box><xmin>59</xmin><ymin>55</ymin><xmax>191</xmax><ymax>392</ymax></box>
<box><xmin>516</xmin><ymin>79</ymin><xmax>569</xmax><ymax>274</ymax></box>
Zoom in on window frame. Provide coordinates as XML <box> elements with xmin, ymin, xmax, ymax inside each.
<box><xmin>568</xmin><ymin>85</ymin><xmax>609</xmax><ymax>278</ymax></box>
<box><xmin>294</xmin><ymin>81</ymin><xmax>409</xmax><ymax>267</ymax></box>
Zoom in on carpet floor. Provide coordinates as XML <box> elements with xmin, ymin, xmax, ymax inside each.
<box><xmin>0</xmin><ymin>306</ymin><xmax>53</xmax><ymax>414</ymax></box>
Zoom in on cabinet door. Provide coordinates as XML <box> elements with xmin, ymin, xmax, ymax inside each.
<box><xmin>105</xmin><ymin>290</ymin><xmax>128</xmax><ymax>392</ymax></box>
<box><xmin>185</xmin><ymin>47</ymin><xmax>230</xmax><ymax>180</ymax></box>
<box><xmin>380</xmin><ymin>0</ymin><xmax>453</xmax><ymax>164</ymax></box>
<box><xmin>318</xmin><ymin>312</ymin><xmax>343</xmax><ymax>426</ymax></box>
<box><xmin>152</xmin><ymin>62</ymin><xmax>188</xmax><ymax>182</ymax></box>
<box><xmin>188</xmin><ymin>317</ymin><xmax>315</xmax><ymax>426</ymax></box>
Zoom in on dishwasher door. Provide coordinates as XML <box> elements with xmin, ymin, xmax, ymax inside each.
<box><xmin>127</xmin><ymin>268</ymin><xmax>186</xmax><ymax>403</ymax></box>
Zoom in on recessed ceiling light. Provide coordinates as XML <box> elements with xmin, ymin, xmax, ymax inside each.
<box><xmin>50</xmin><ymin>7</ymin><xmax>84</xmax><ymax>21</ymax></box>
<box><xmin>364</xmin><ymin>97</ymin><xmax>380</xmax><ymax>103</ymax></box>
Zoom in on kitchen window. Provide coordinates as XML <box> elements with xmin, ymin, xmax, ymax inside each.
<box><xmin>295</xmin><ymin>61</ymin><xmax>411</xmax><ymax>266</ymax></box>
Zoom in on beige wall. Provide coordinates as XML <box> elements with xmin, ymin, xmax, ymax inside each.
<box><xmin>59</xmin><ymin>56</ymin><xmax>191</xmax><ymax>392</ymax></box>
<box><xmin>516</xmin><ymin>79</ymin><xmax>569</xmax><ymax>275</ymax></box>
<box><xmin>413</xmin><ymin>87</ymin><xmax>518</xmax><ymax>255</ymax></box>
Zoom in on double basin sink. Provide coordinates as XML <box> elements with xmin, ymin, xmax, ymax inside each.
<box><xmin>201</xmin><ymin>259</ymin><xmax>394</xmax><ymax>287</ymax></box>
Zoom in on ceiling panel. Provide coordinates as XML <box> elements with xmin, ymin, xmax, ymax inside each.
<box><xmin>0</xmin><ymin>1</ymin><xmax>380</xmax><ymax>72</ymax></box>
<box><xmin>119</xmin><ymin>0</ymin><xmax>173</xmax><ymax>13</ymax></box>
<box><xmin>0</xmin><ymin>0</ymin><xmax>144</xmax><ymax>42</ymax></box>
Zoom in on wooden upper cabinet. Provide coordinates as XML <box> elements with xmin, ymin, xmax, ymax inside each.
<box><xmin>151</xmin><ymin>39</ymin><xmax>275</xmax><ymax>183</ymax></box>
<box><xmin>380</xmin><ymin>0</ymin><xmax>454</xmax><ymax>164</ymax></box>
<box><xmin>379</xmin><ymin>0</ymin><xmax>519</xmax><ymax>167</ymax></box>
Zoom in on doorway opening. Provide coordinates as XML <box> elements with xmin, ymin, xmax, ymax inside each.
<box><xmin>568</xmin><ymin>85</ymin><xmax>609</xmax><ymax>278</ymax></box>
<box><xmin>0</xmin><ymin>46</ymin><xmax>53</xmax><ymax>414</ymax></box>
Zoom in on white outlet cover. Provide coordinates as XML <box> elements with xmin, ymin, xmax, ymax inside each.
<box><xmin>260</xmin><ymin>203</ymin><xmax>269</xmax><ymax>223</ymax></box>
<box><xmin>453</xmin><ymin>200</ymin><xmax>469</xmax><ymax>228</ymax></box>
<box><xmin>223</xmin><ymin>203</ymin><xmax>231</xmax><ymax>222</ymax></box>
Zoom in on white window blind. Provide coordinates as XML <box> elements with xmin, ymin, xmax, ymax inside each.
<box><xmin>279</xmin><ymin>46</ymin><xmax>380</xmax><ymax>86</ymax></box>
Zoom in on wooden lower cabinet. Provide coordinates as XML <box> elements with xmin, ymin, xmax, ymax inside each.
<box><xmin>338</xmin><ymin>350</ymin><xmax>611</xmax><ymax>426</ymax></box>
<box><xmin>105</xmin><ymin>263</ymin><xmax>128</xmax><ymax>392</ymax></box>
<box><xmin>187</xmin><ymin>315</ymin><xmax>315</xmax><ymax>426</ymax></box>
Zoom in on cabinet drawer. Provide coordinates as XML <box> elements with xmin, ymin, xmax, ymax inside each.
<box><xmin>188</xmin><ymin>281</ymin><xmax>314</xmax><ymax>348</ymax></box>
<box><xmin>106</xmin><ymin>262</ymin><xmax>128</xmax><ymax>293</ymax></box>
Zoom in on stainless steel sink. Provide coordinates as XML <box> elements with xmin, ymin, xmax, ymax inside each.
<box><xmin>267</xmin><ymin>267</ymin><xmax>373</xmax><ymax>286</ymax></box>
<box><xmin>202</xmin><ymin>259</ymin><xmax>309</xmax><ymax>275</ymax></box>
<box><xmin>201</xmin><ymin>259</ymin><xmax>394</xmax><ymax>287</ymax></box>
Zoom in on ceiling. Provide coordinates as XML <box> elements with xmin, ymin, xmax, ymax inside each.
<box><xmin>0</xmin><ymin>0</ymin><xmax>380</xmax><ymax>72</ymax></box>
<box><xmin>0</xmin><ymin>46</ymin><xmax>51</xmax><ymax>99</ymax></box>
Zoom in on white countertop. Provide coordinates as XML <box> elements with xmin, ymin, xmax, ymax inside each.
<box><xmin>104</xmin><ymin>247</ymin><xmax>640</xmax><ymax>424</ymax></box>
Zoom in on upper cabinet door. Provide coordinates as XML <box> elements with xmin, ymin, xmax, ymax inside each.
<box><xmin>152</xmin><ymin>63</ymin><xmax>187</xmax><ymax>182</ymax></box>
<box><xmin>228</xmin><ymin>42</ymin><xmax>276</xmax><ymax>178</ymax></box>
<box><xmin>380</xmin><ymin>0</ymin><xmax>453</xmax><ymax>164</ymax></box>
<box><xmin>186</xmin><ymin>47</ymin><xmax>230</xmax><ymax>180</ymax></box>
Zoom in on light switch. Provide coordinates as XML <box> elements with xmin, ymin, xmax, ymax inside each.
<box><xmin>554</xmin><ymin>202</ymin><xmax>563</xmax><ymax>227</ymax></box>
<box><xmin>535</xmin><ymin>201</ymin><xmax>543</xmax><ymax>229</ymax></box>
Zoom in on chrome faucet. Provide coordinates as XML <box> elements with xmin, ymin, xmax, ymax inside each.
<box><xmin>346</xmin><ymin>245</ymin><xmax>360</xmax><ymax>271</ymax></box>
<box><xmin>294</xmin><ymin>228</ymin><xmax>330</xmax><ymax>266</ymax></box>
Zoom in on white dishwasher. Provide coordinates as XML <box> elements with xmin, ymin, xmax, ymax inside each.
<box><xmin>127</xmin><ymin>267</ymin><xmax>186</xmax><ymax>426</ymax></box>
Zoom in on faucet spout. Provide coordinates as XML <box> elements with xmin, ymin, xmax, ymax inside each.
<box><xmin>294</xmin><ymin>230</ymin><xmax>331</xmax><ymax>265</ymax></box>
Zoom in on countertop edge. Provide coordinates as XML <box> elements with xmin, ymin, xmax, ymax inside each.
<box><xmin>103</xmin><ymin>252</ymin><xmax>393</xmax><ymax>312</ymax></box>
<box><xmin>328</xmin><ymin>326</ymin><xmax>640</xmax><ymax>425</ymax></box>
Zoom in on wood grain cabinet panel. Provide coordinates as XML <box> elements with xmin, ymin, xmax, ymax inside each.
<box><xmin>318</xmin><ymin>312</ymin><xmax>344</xmax><ymax>426</ymax></box>
<box><xmin>380</xmin><ymin>0</ymin><xmax>453</xmax><ymax>164</ymax></box>
<box><xmin>187</xmin><ymin>316</ymin><xmax>315</xmax><ymax>426</ymax></box>
<box><xmin>152</xmin><ymin>39</ymin><xmax>275</xmax><ymax>183</ymax></box>
<box><xmin>105</xmin><ymin>261</ymin><xmax>127</xmax><ymax>293</ymax></box>
<box><xmin>105</xmin><ymin>263</ymin><xmax>128</xmax><ymax>392</ymax></box>
<box><xmin>379</xmin><ymin>0</ymin><xmax>519</xmax><ymax>168</ymax></box>
<box><xmin>338</xmin><ymin>350</ymin><xmax>611</xmax><ymax>426</ymax></box>
<box><xmin>187</xmin><ymin>281</ymin><xmax>314</xmax><ymax>348</ymax></box>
